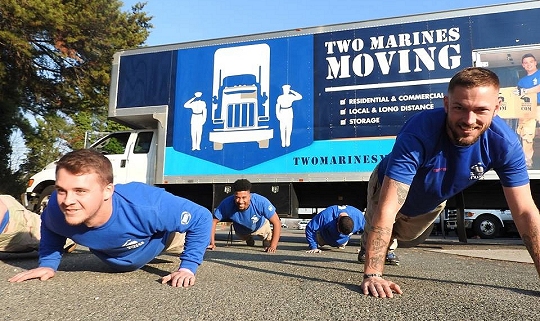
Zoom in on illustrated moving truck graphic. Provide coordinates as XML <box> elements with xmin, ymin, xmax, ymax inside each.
<box><xmin>209</xmin><ymin>44</ymin><xmax>272</xmax><ymax>150</ymax></box>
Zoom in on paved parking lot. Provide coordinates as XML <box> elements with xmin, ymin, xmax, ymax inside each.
<box><xmin>1</xmin><ymin>230</ymin><xmax>538</xmax><ymax>321</ymax></box>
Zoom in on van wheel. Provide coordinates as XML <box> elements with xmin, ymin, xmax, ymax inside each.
<box><xmin>37</xmin><ymin>185</ymin><xmax>56</xmax><ymax>214</ymax></box>
<box><xmin>473</xmin><ymin>214</ymin><xmax>501</xmax><ymax>239</ymax></box>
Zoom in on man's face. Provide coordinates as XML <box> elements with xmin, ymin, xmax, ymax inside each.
<box><xmin>55</xmin><ymin>168</ymin><xmax>112</xmax><ymax>226</ymax></box>
<box><xmin>522</xmin><ymin>57</ymin><xmax>538</xmax><ymax>74</ymax></box>
<box><xmin>443</xmin><ymin>85</ymin><xmax>499</xmax><ymax>146</ymax></box>
<box><xmin>234</xmin><ymin>191</ymin><xmax>251</xmax><ymax>211</ymax></box>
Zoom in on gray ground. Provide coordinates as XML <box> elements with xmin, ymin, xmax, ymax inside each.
<box><xmin>0</xmin><ymin>230</ymin><xmax>538</xmax><ymax>321</ymax></box>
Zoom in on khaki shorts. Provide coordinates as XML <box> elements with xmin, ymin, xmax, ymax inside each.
<box><xmin>362</xmin><ymin>165</ymin><xmax>444</xmax><ymax>251</ymax></box>
<box><xmin>0</xmin><ymin>195</ymin><xmax>41</xmax><ymax>252</ymax></box>
<box><xmin>235</xmin><ymin>219</ymin><xmax>273</xmax><ymax>241</ymax></box>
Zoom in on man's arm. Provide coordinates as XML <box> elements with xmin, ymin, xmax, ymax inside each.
<box><xmin>304</xmin><ymin>219</ymin><xmax>320</xmax><ymax>251</ymax></box>
<box><xmin>207</xmin><ymin>218</ymin><xmax>220</xmax><ymax>250</ymax></box>
<box><xmin>266</xmin><ymin>213</ymin><xmax>281</xmax><ymax>253</ymax></box>
<box><xmin>503</xmin><ymin>184</ymin><xmax>540</xmax><ymax>275</ymax></box>
<box><xmin>361</xmin><ymin>176</ymin><xmax>407</xmax><ymax>298</ymax></box>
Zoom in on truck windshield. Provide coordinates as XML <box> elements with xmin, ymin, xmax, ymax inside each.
<box><xmin>91</xmin><ymin>132</ymin><xmax>131</xmax><ymax>155</ymax></box>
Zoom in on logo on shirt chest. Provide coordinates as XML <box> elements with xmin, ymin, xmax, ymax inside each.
<box><xmin>469</xmin><ymin>162</ymin><xmax>486</xmax><ymax>180</ymax></box>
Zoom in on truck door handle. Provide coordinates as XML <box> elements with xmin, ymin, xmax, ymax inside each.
<box><xmin>120</xmin><ymin>159</ymin><xmax>126</xmax><ymax>168</ymax></box>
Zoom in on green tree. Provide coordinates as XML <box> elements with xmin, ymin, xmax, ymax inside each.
<box><xmin>0</xmin><ymin>0</ymin><xmax>152</xmax><ymax>196</ymax></box>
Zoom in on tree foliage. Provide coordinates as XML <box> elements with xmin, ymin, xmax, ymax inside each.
<box><xmin>0</xmin><ymin>0</ymin><xmax>152</xmax><ymax>195</ymax></box>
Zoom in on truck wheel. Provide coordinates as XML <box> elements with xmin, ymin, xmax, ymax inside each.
<box><xmin>398</xmin><ymin>223</ymin><xmax>434</xmax><ymax>248</ymax></box>
<box><xmin>473</xmin><ymin>214</ymin><xmax>501</xmax><ymax>239</ymax></box>
<box><xmin>37</xmin><ymin>185</ymin><xmax>56</xmax><ymax>214</ymax></box>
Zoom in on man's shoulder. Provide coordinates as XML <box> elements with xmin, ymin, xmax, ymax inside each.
<box><xmin>250</xmin><ymin>193</ymin><xmax>270</xmax><ymax>202</ymax></box>
<box><xmin>399</xmin><ymin>109</ymin><xmax>445</xmax><ymax>136</ymax></box>
<box><xmin>251</xmin><ymin>194</ymin><xmax>275</xmax><ymax>211</ymax></box>
<box><xmin>488</xmin><ymin>116</ymin><xmax>521</xmax><ymax>144</ymax></box>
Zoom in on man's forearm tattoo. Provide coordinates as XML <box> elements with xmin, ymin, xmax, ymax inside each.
<box><xmin>392</xmin><ymin>180</ymin><xmax>409</xmax><ymax>205</ymax></box>
<box><xmin>521</xmin><ymin>229</ymin><xmax>540</xmax><ymax>275</ymax></box>
<box><xmin>367</xmin><ymin>225</ymin><xmax>393</xmax><ymax>271</ymax></box>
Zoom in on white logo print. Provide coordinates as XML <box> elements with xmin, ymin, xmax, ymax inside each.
<box><xmin>122</xmin><ymin>239</ymin><xmax>145</xmax><ymax>250</ymax></box>
<box><xmin>181</xmin><ymin>211</ymin><xmax>192</xmax><ymax>225</ymax></box>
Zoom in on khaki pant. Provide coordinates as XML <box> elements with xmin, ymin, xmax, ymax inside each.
<box><xmin>0</xmin><ymin>195</ymin><xmax>41</xmax><ymax>252</ymax></box>
<box><xmin>235</xmin><ymin>219</ymin><xmax>273</xmax><ymax>242</ymax></box>
<box><xmin>362</xmin><ymin>165</ymin><xmax>444</xmax><ymax>251</ymax></box>
<box><xmin>164</xmin><ymin>232</ymin><xmax>186</xmax><ymax>253</ymax></box>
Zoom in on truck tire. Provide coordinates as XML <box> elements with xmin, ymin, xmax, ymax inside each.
<box><xmin>37</xmin><ymin>185</ymin><xmax>56</xmax><ymax>215</ymax></box>
<box><xmin>473</xmin><ymin>214</ymin><xmax>501</xmax><ymax>239</ymax></box>
<box><xmin>398</xmin><ymin>223</ymin><xmax>434</xmax><ymax>248</ymax></box>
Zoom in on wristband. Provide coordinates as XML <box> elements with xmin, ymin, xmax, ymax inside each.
<box><xmin>363</xmin><ymin>273</ymin><xmax>383</xmax><ymax>279</ymax></box>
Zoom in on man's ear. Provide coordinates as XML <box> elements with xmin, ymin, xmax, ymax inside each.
<box><xmin>493</xmin><ymin>97</ymin><xmax>501</xmax><ymax>116</ymax></box>
<box><xmin>103</xmin><ymin>183</ymin><xmax>114</xmax><ymax>201</ymax></box>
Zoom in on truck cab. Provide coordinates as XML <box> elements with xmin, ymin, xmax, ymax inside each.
<box><xmin>23</xmin><ymin>130</ymin><xmax>156</xmax><ymax>213</ymax></box>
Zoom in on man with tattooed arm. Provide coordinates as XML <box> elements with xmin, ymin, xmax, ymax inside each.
<box><xmin>359</xmin><ymin>67</ymin><xmax>540</xmax><ymax>298</ymax></box>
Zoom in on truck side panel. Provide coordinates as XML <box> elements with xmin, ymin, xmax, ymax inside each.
<box><xmin>109</xmin><ymin>3</ymin><xmax>540</xmax><ymax>187</ymax></box>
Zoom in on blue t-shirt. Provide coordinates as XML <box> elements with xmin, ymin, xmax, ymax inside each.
<box><xmin>517</xmin><ymin>69</ymin><xmax>540</xmax><ymax>102</ymax></box>
<box><xmin>213</xmin><ymin>193</ymin><xmax>276</xmax><ymax>235</ymax></box>
<box><xmin>378</xmin><ymin>108</ymin><xmax>528</xmax><ymax>216</ymax></box>
<box><xmin>39</xmin><ymin>182</ymin><xmax>212</xmax><ymax>273</ymax></box>
<box><xmin>305</xmin><ymin>205</ymin><xmax>365</xmax><ymax>250</ymax></box>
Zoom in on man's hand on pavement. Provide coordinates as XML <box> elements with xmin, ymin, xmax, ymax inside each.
<box><xmin>360</xmin><ymin>276</ymin><xmax>402</xmax><ymax>298</ymax></box>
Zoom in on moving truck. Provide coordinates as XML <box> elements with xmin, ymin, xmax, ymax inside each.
<box><xmin>24</xmin><ymin>1</ymin><xmax>540</xmax><ymax>221</ymax></box>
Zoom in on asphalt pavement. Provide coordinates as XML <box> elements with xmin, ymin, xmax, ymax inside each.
<box><xmin>0</xmin><ymin>229</ymin><xmax>538</xmax><ymax>321</ymax></box>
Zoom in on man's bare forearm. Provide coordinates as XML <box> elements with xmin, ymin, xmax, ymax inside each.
<box><xmin>366</xmin><ymin>226</ymin><xmax>393</xmax><ymax>272</ymax></box>
<box><xmin>365</xmin><ymin>179</ymin><xmax>409</xmax><ymax>273</ymax></box>
<box><xmin>521</xmin><ymin>227</ymin><xmax>540</xmax><ymax>276</ymax></box>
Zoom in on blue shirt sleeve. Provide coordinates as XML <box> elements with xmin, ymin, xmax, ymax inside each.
<box><xmin>38</xmin><ymin>203</ymin><xmax>69</xmax><ymax>271</ymax></box>
<box><xmin>156</xmin><ymin>191</ymin><xmax>212</xmax><ymax>274</ymax></box>
<box><xmin>305</xmin><ymin>207</ymin><xmax>333</xmax><ymax>249</ymax></box>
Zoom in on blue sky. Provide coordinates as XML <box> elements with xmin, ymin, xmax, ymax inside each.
<box><xmin>121</xmin><ymin>0</ymin><xmax>522</xmax><ymax>46</ymax></box>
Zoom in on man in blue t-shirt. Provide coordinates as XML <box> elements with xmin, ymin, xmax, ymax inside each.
<box><xmin>208</xmin><ymin>179</ymin><xmax>282</xmax><ymax>253</ymax></box>
<box><xmin>304</xmin><ymin>205</ymin><xmax>365</xmax><ymax>253</ymax></box>
<box><xmin>360</xmin><ymin>67</ymin><xmax>540</xmax><ymax>299</ymax></box>
<box><xmin>516</xmin><ymin>53</ymin><xmax>540</xmax><ymax>168</ymax></box>
<box><xmin>8</xmin><ymin>149</ymin><xmax>212</xmax><ymax>288</ymax></box>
